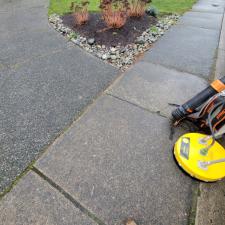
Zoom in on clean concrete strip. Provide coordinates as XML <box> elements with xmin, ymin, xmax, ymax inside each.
<box><xmin>141</xmin><ymin>0</ymin><xmax>225</xmax><ymax>80</ymax></box>
<box><xmin>35</xmin><ymin>95</ymin><xmax>196</xmax><ymax>225</ymax></box>
<box><xmin>192</xmin><ymin>0</ymin><xmax>225</xmax><ymax>14</ymax></box>
<box><xmin>0</xmin><ymin>172</ymin><xmax>97</xmax><ymax>225</ymax></box>
<box><xmin>142</xmin><ymin>25</ymin><xmax>220</xmax><ymax>79</ymax></box>
<box><xmin>178</xmin><ymin>11</ymin><xmax>223</xmax><ymax>30</ymax></box>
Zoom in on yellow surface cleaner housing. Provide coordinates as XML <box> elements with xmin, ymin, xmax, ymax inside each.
<box><xmin>174</xmin><ymin>133</ymin><xmax>225</xmax><ymax>182</ymax></box>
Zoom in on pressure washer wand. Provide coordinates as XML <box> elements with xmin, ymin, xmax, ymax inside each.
<box><xmin>172</xmin><ymin>76</ymin><xmax>225</xmax><ymax>121</ymax></box>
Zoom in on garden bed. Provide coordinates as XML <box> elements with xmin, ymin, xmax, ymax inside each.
<box><xmin>48</xmin><ymin>0</ymin><xmax>196</xmax><ymax>70</ymax></box>
<box><xmin>62</xmin><ymin>13</ymin><xmax>157</xmax><ymax>47</ymax></box>
<box><xmin>49</xmin><ymin>13</ymin><xmax>179</xmax><ymax>70</ymax></box>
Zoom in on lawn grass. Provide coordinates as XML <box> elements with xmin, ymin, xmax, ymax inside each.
<box><xmin>152</xmin><ymin>0</ymin><xmax>197</xmax><ymax>14</ymax></box>
<box><xmin>48</xmin><ymin>0</ymin><xmax>99</xmax><ymax>15</ymax></box>
<box><xmin>49</xmin><ymin>0</ymin><xmax>196</xmax><ymax>15</ymax></box>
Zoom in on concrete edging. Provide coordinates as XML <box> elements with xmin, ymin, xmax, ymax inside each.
<box><xmin>214</xmin><ymin>8</ymin><xmax>225</xmax><ymax>79</ymax></box>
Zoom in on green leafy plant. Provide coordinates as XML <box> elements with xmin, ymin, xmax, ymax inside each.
<box><xmin>150</xmin><ymin>25</ymin><xmax>158</xmax><ymax>33</ymax></box>
<box><xmin>100</xmin><ymin>0</ymin><xmax>130</xmax><ymax>28</ymax></box>
<box><xmin>68</xmin><ymin>32</ymin><xmax>77</xmax><ymax>40</ymax></box>
<box><xmin>70</xmin><ymin>1</ymin><xmax>90</xmax><ymax>25</ymax></box>
<box><xmin>129</xmin><ymin>0</ymin><xmax>151</xmax><ymax>17</ymax></box>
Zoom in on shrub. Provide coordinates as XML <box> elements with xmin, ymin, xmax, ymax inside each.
<box><xmin>100</xmin><ymin>0</ymin><xmax>130</xmax><ymax>29</ymax></box>
<box><xmin>129</xmin><ymin>0</ymin><xmax>151</xmax><ymax>17</ymax></box>
<box><xmin>70</xmin><ymin>1</ymin><xmax>89</xmax><ymax>25</ymax></box>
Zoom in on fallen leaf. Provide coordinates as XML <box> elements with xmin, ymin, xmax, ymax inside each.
<box><xmin>126</xmin><ymin>219</ymin><xmax>137</xmax><ymax>225</ymax></box>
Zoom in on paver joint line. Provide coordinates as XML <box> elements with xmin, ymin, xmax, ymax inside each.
<box><xmin>32</xmin><ymin>167</ymin><xmax>107</xmax><ymax>225</ymax></box>
<box><xmin>0</xmin><ymin>171</ymin><xmax>98</xmax><ymax>225</ymax></box>
<box><xmin>106</xmin><ymin>93</ymin><xmax>167</xmax><ymax>119</ymax></box>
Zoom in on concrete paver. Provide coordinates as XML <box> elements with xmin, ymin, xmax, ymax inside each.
<box><xmin>36</xmin><ymin>95</ymin><xmax>196</xmax><ymax>225</ymax></box>
<box><xmin>192</xmin><ymin>0</ymin><xmax>225</xmax><ymax>14</ymax></box>
<box><xmin>142</xmin><ymin>25</ymin><xmax>220</xmax><ymax>78</ymax></box>
<box><xmin>108</xmin><ymin>61</ymin><xmax>207</xmax><ymax>117</ymax></box>
<box><xmin>196</xmin><ymin>180</ymin><xmax>225</xmax><ymax>225</ymax></box>
<box><xmin>178</xmin><ymin>11</ymin><xmax>223</xmax><ymax>30</ymax></box>
<box><xmin>0</xmin><ymin>172</ymin><xmax>97</xmax><ymax>225</ymax></box>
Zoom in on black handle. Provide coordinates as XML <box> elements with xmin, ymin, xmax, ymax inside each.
<box><xmin>172</xmin><ymin>76</ymin><xmax>225</xmax><ymax>121</ymax></box>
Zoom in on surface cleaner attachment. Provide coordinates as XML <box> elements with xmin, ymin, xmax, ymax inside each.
<box><xmin>172</xmin><ymin>76</ymin><xmax>225</xmax><ymax>182</ymax></box>
<box><xmin>174</xmin><ymin>133</ymin><xmax>225</xmax><ymax>182</ymax></box>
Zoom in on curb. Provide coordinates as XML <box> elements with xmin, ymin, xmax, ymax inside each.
<box><xmin>214</xmin><ymin>8</ymin><xmax>225</xmax><ymax>79</ymax></box>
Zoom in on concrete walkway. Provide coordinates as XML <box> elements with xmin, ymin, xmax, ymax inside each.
<box><xmin>0</xmin><ymin>0</ymin><xmax>225</xmax><ymax>225</ymax></box>
<box><xmin>0</xmin><ymin>0</ymin><xmax>118</xmax><ymax>193</ymax></box>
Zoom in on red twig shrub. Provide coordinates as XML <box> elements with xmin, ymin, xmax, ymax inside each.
<box><xmin>100</xmin><ymin>0</ymin><xmax>130</xmax><ymax>28</ymax></box>
<box><xmin>129</xmin><ymin>0</ymin><xmax>151</xmax><ymax>17</ymax></box>
<box><xmin>70</xmin><ymin>1</ymin><xmax>89</xmax><ymax>25</ymax></box>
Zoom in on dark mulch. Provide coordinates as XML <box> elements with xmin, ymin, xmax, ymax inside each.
<box><xmin>62</xmin><ymin>13</ymin><xmax>157</xmax><ymax>47</ymax></box>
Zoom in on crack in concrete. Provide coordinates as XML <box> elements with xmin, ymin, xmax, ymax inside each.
<box><xmin>105</xmin><ymin>93</ymin><xmax>185</xmax><ymax>143</ymax></box>
<box><xmin>106</xmin><ymin>93</ymin><xmax>168</xmax><ymax>119</ymax></box>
